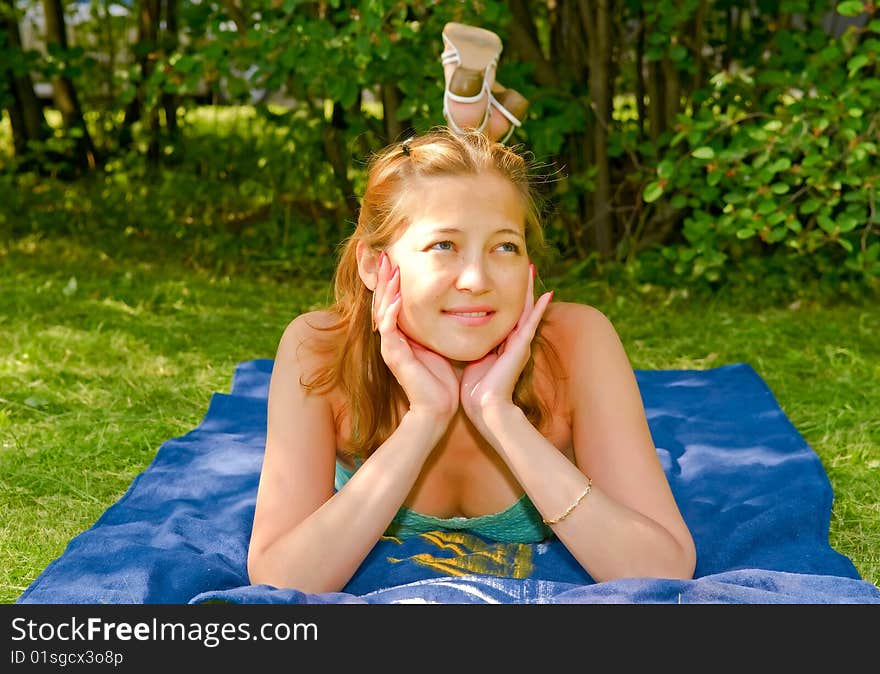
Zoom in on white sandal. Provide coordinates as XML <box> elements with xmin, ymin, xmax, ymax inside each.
<box><xmin>490</xmin><ymin>82</ymin><xmax>529</xmax><ymax>144</ymax></box>
<box><xmin>441</xmin><ymin>22</ymin><xmax>503</xmax><ymax>135</ymax></box>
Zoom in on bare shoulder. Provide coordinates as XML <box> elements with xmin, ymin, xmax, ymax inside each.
<box><xmin>541</xmin><ymin>300</ymin><xmax>617</xmax><ymax>349</ymax></box>
<box><xmin>539</xmin><ymin>300</ymin><xmax>632</xmax><ymax>388</ymax></box>
<box><xmin>283</xmin><ymin>309</ymin><xmax>342</xmax><ymax>339</ymax></box>
<box><xmin>272</xmin><ymin>310</ymin><xmax>345</xmax><ymax>387</ymax></box>
<box><xmin>279</xmin><ymin>309</ymin><xmax>342</xmax><ymax>354</ymax></box>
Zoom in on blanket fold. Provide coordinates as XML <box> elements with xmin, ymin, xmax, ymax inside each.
<box><xmin>17</xmin><ymin>359</ymin><xmax>880</xmax><ymax>604</ymax></box>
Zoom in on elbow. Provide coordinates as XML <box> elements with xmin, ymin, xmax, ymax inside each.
<box><xmin>668</xmin><ymin>534</ymin><xmax>697</xmax><ymax>580</ymax></box>
<box><xmin>601</xmin><ymin>532</ymin><xmax>697</xmax><ymax>583</ymax></box>
<box><xmin>247</xmin><ymin>543</ymin><xmax>284</xmax><ymax>589</ymax></box>
<box><xmin>246</xmin><ymin>546</ymin><xmax>271</xmax><ymax>587</ymax></box>
<box><xmin>247</xmin><ymin>545</ymin><xmax>344</xmax><ymax>595</ymax></box>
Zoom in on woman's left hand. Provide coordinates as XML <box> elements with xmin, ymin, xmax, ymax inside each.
<box><xmin>460</xmin><ymin>267</ymin><xmax>553</xmax><ymax>432</ymax></box>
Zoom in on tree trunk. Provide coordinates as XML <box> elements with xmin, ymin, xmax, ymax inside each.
<box><xmin>0</xmin><ymin>4</ymin><xmax>50</xmax><ymax>163</ymax></box>
<box><xmin>508</xmin><ymin>0</ymin><xmax>560</xmax><ymax>87</ymax></box>
<box><xmin>579</xmin><ymin>0</ymin><xmax>613</xmax><ymax>258</ymax></box>
<box><xmin>41</xmin><ymin>0</ymin><xmax>99</xmax><ymax>171</ymax></box>
<box><xmin>381</xmin><ymin>83</ymin><xmax>402</xmax><ymax>144</ymax></box>
<box><xmin>120</xmin><ymin>0</ymin><xmax>161</xmax><ymax>158</ymax></box>
<box><xmin>161</xmin><ymin>0</ymin><xmax>179</xmax><ymax>142</ymax></box>
<box><xmin>647</xmin><ymin>58</ymin><xmax>665</xmax><ymax>141</ymax></box>
<box><xmin>635</xmin><ymin>10</ymin><xmax>646</xmax><ymax>143</ymax></box>
<box><xmin>323</xmin><ymin>100</ymin><xmax>359</xmax><ymax>220</ymax></box>
<box><xmin>661</xmin><ymin>52</ymin><xmax>680</xmax><ymax>132</ymax></box>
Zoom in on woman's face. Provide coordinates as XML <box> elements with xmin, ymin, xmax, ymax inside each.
<box><xmin>385</xmin><ymin>170</ymin><xmax>530</xmax><ymax>363</ymax></box>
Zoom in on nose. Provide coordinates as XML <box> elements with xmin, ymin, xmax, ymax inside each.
<box><xmin>455</xmin><ymin>255</ymin><xmax>491</xmax><ymax>294</ymax></box>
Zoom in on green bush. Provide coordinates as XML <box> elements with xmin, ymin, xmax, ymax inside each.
<box><xmin>642</xmin><ymin>10</ymin><xmax>880</xmax><ymax>293</ymax></box>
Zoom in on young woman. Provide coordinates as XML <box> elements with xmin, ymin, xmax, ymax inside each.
<box><xmin>247</xmin><ymin>26</ymin><xmax>696</xmax><ymax>595</ymax></box>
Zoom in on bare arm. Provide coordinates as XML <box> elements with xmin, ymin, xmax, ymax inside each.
<box><xmin>470</xmin><ymin>303</ymin><xmax>696</xmax><ymax>581</ymax></box>
<box><xmin>247</xmin><ymin>314</ymin><xmax>449</xmax><ymax>594</ymax></box>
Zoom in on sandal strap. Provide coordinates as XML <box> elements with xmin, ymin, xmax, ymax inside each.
<box><xmin>445</xmin><ymin>80</ymin><xmax>490</xmax><ymax>104</ymax></box>
<box><xmin>489</xmin><ymin>92</ymin><xmax>523</xmax><ymax>128</ymax></box>
<box><xmin>443</xmin><ymin>91</ymin><xmax>490</xmax><ymax>135</ymax></box>
<box><xmin>441</xmin><ymin>49</ymin><xmax>460</xmax><ymax>66</ymax></box>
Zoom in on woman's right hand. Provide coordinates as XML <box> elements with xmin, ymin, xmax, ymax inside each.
<box><xmin>373</xmin><ymin>252</ymin><xmax>459</xmax><ymax>424</ymax></box>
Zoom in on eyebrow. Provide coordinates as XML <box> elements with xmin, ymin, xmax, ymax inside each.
<box><xmin>428</xmin><ymin>227</ymin><xmax>524</xmax><ymax>238</ymax></box>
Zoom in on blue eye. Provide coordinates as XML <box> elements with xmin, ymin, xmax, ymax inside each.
<box><xmin>496</xmin><ymin>242</ymin><xmax>521</xmax><ymax>253</ymax></box>
<box><xmin>430</xmin><ymin>241</ymin><xmax>455</xmax><ymax>251</ymax></box>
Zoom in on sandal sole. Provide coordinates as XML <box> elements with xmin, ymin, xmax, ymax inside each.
<box><xmin>443</xmin><ymin>23</ymin><xmax>503</xmax><ymax>98</ymax></box>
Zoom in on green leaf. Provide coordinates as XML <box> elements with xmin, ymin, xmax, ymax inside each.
<box><xmin>643</xmin><ymin>181</ymin><xmax>663</xmax><ymax>203</ymax></box>
<box><xmin>769</xmin><ymin>158</ymin><xmax>791</xmax><ymax>173</ymax></box>
<box><xmin>657</xmin><ymin>159</ymin><xmax>675</xmax><ymax>179</ymax></box>
<box><xmin>771</xmin><ymin>182</ymin><xmax>791</xmax><ymax>194</ymax></box>
<box><xmin>758</xmin><ymin>200</ymin><xmax>777</xmax><ymax>215</ymax></box>
<box><xmin>736</xmin><ymin>228</ymin><xmax>755</xmax><ymax>239</ymax></box>
<box><xmin>836</xmin><ymin>1</ymin><xmax>865</xmax><ymax>17</ymax></box>
<box><xmin>766</xmin><ymin>212</ymin><xmax>787</xmax><ymax>226</ymax></box>
<box><xmin>670</xmin><ymin>45</ymin><xmax>688</xmax><ymax>62</ymax></box>
<box><xmin>838</xmin><ymin>214</ymin><xmax>860</xmax><ymax>232</ymax></box>
<box><xmin>723</xmin><ymin>192</ymin><xmax>746</xmax><ymax>204</ymax></box>
<box><xmin>847</xmin><ymin>54</ymin><xmax>869</xmax><ymax>74</ymax></box>
<box><xmin>818</xmin><ymin>214</ymin><xmax>836</xmax><ymax>233</ymax></box>
<box><xmin>692</xmin><ymin>146</ymin><xmax>715</xmax><ymax>160</ymax></box>
<box><xmin>801</xmin><ymin>199</ymin><xmax>822</xmax><ymax>215</ymax></box>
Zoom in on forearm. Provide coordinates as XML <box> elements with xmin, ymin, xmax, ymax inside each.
<box><xmin>250</xmin><ymin>411</ymin><xmax>447</xmax><ymax>593</ymax></box>
<box><xmin>481</xmin><ymin>405</ymin><xmax>694</xmax><ymax>582</ymax></box>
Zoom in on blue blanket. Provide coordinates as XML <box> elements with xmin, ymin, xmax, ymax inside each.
<box><xmin>17</xmin><ymin>359</ymin><xmax>880</xmax><ymax>604</ymax></box>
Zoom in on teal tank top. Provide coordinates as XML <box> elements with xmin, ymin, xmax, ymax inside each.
<box><xmin>334</xmin><ymin>460</ymin><xmax>553</xmax><ymax>544</ymax></box>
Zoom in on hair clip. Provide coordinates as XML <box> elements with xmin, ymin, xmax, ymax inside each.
<box><xmin>401</xmin><ymin>137</ymin><xmax>413</xmax><ymax>157</ymax></box>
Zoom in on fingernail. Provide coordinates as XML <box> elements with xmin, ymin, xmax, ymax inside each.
<box><xmin>549</xmin><ymin>290</ymin><xmax>555</xmax><ymax>301</ymax></box>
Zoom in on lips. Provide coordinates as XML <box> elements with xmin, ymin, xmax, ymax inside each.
<box><xmin>442</xmin><ymin>306</ymin><xmax>495</xmax><ymax>326</ymax></box>
<box><xmin>443</xmin><ymin>306</ymin><xmax>495</xmax><ymax>316</ymax></box>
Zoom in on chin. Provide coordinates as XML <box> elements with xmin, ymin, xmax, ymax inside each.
<box><xmin>443</xmin><ymin>349</ymin><xmax>490</xmax><ymax>363</ymax></box>
<box><xmin>436</xmin><ymin>340</ymin><xmax>500</xmax><ymax>363</ymax></box>
<box><xmin>402</xmin><ymin>319</ymin><xmax>511</xmax><ymax>363</ymax></box>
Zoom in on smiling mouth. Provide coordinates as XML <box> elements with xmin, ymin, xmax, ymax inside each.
<box><xmin>442</xmin><ymin>310</ymin><xmax>495</xmax><ymax>326</ymax></box>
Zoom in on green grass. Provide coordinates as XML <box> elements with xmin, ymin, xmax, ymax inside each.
<box><xmin>1</xmin><ymin>236</ymin><xmax>878</xmax><ymax>603</ymax></box>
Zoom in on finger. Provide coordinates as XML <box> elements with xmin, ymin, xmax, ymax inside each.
<box><xmin>522</xmin><ymin>290</ymin><xmax>553</xmax><ymax>340</ymax></box>
<box><xmin>378</xmin><ymin>289</ymin><xmax>402</xmax><ymax>335</ymax></box>
<box><xmin>514</xmin><ymin>263</ymin><xmax>536</xmax><ymax>332</ymax></box>
<box><xmin>504</xmin><ymin>289</ymin><xmax>552</xmax><ymax>357</ymax></box>
<box><xmin>372</xmin><ymin>252</ymin><xmax>388</xmax><ymax>326</ymax></box>
<box><xmin>376</xmin><ymin>263</ymin><xmax>399</xmax><ymax>327</ymax></box>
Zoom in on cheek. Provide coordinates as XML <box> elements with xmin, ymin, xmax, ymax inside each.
<box><xmin>507</xmin><ymin>268</ymin><xmax>530</xmax><ymax>306</ymax></box>
<box><xmin>396</xmin><ymin>276</ymin><xmax>438</xmax><ymax>331</ymax></box>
